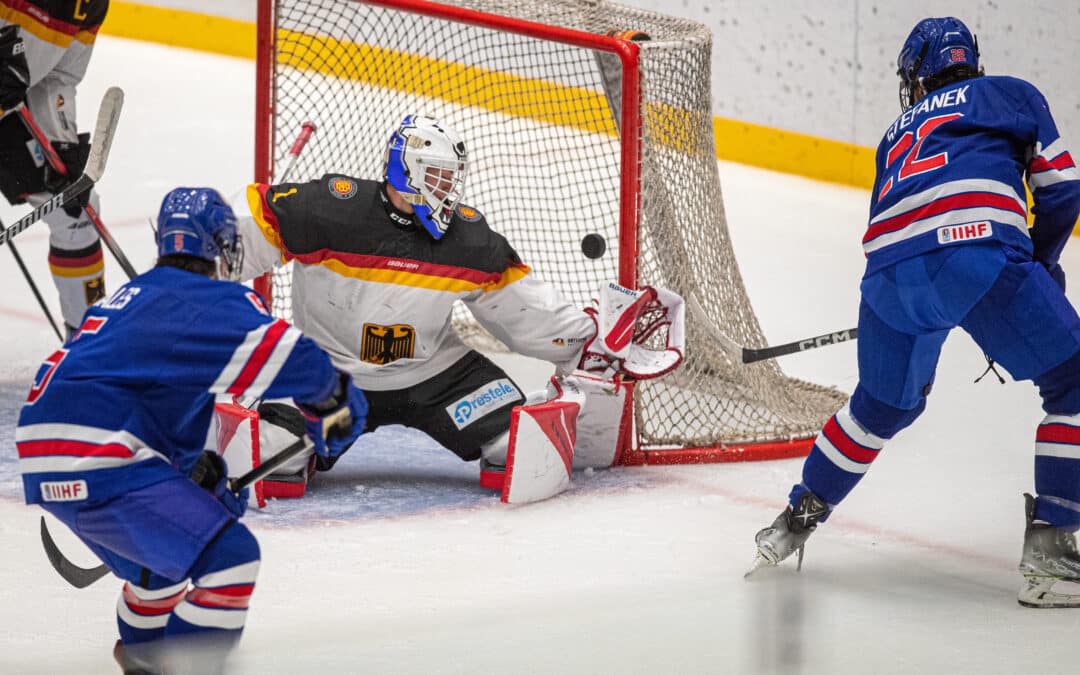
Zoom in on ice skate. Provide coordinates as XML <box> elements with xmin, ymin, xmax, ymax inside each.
<box><xmin>1018</xmin><ymin>493</ymin><xmax>1080</xmax><ymax>608</ymax></box>
<box><xmin>746</xmin><ymin>490</ymin><xmax>829</xmax><ymax>578</ymax></box>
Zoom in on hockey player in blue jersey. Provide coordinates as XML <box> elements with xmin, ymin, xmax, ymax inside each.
<box><xmin>749</xmin><ymin>17</ymin><xmax>1080</xmax><ymax>607</ymax></box>
<box><xmin>15</xmin><ymin>187</ymin><xmax>367</xmax><ymax>672</ymax></box>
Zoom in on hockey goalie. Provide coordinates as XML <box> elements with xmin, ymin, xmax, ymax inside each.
<box><xmin>216</xmin><ymin>113</ymin><xmax>686</xmax><ymax>506</ymax></box>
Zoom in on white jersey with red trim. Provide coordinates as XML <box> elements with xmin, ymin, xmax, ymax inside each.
<box><xmin>865</xmin><ymin>75</ymin><xmax>1080</xmax><ymax>275</ymax></box>
<box><xmin>237</xmin><ymin>175</ymin><xmax>595</xmax><ymax>391</ymax></box>
<box><xmin>16</xmin><ymin>266</ymin><xmax>340</xmax><ymax>504</ymax></box>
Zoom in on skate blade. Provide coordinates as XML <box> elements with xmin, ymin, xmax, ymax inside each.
<box><xmin>744</xmin><ymin>552</ymin><xmax>776</xmax><ymax>579</ymax></box>
<box><xmin>1018</xmin><ymin>576</ymin><xmax>1080</xmax><ymax>608</ymax></box>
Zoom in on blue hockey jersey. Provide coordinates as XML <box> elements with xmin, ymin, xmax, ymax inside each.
<box><xmin>16</xmin><ymin>266</ymin><xmax>339</xmax><ymax>505</ymax></box>
<box><xmin>864</xmin><ymin>75</ymin><xmax>1080</xmax><ymax>275</ymax></box>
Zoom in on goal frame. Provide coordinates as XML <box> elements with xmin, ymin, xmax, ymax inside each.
<box><xmin>253</xmin><ymin>0</ymin><xmax>817</xmax><ymax>465</ymax></box>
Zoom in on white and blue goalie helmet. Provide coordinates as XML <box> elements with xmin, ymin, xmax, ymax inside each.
<box><xmin>383</xmin><ymin>114</ymin><xmax>468</xmax><ymax>240</ymax></box>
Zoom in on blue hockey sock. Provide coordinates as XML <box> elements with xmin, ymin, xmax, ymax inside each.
<box><xmin>797</xmin><ymin>403</ymin><xmax>886</xmax><ymax>509</ymax></box>
<box><xmin>1034</xmin><ymin>412</ymin><xmax>1080</xmax><ymax>531</ymax></box>
<box><xmin>166</xmin><ymin>521</ymin><xmax>261</xmax><ymax>641</ymax></box>
<box><xmin>116</xmin><ymin>577</ymin><xmax>190</xmax><ymax>645</ymax></box>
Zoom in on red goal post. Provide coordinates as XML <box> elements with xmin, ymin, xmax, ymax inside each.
<box><xmin>253</xmin><ymin>0</ymin><xmax>846</xmax><ymax>464</ymax></box>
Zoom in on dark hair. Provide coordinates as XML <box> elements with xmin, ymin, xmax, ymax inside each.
<box><xmin>922</xmin><ymin>64</ymin><xmax>983</xmax><ymax>94</ymax></box>
<box><xmin>156</xmin><ymin>253</ymin><xmax>215</xmax><ymax>277</ymax></box>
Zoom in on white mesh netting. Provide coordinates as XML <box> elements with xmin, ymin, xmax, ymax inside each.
<box><xmin>259</xmin><ymin>0</ymin><xmax>845</xmax><ymax>452</ymax></box>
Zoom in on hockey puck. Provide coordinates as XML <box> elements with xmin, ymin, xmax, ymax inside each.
<box><xmin>581</xmin><ymin>233</ymin><xmax>607</xmax><ymax>259</ymax></box>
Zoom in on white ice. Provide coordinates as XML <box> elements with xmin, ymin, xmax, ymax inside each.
<box><xmin>2</xmin><ymin>36</ymin><xmax>1080</xmax><ymax>674</ymax></box>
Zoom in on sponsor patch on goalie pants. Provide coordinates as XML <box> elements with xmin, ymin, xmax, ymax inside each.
<box><xmin>362</xmin><ymin>351</ymin><xmax>525</xmax><ymax>461</ymax></box>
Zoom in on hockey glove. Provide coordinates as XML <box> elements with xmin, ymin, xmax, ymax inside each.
<box><xmin>0</xmin><ymin>25</ymin><xmax>28</xmax><ymax>115</ymax></box>
<box><xmin>43</xmin><ymin>133</ymin><xmax>92</xmax><ymax>216</ymax></box>
<box><xmin>297</xmin><ymin>371</ymin><xmax>368</xmax><ymax>462</ymax></box>
<box><xmin>579</xmin><ymin>282</ymin><xmax>685</xmax><ymax>380</ymax></box>
<box><xmin>190</xmin><ymin>450</ymin><xmax>248</xmax><ymax>518</ymax></box>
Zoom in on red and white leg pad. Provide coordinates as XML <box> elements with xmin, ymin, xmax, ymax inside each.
<box><xmin>481</xmin><ymin>373</ymin><xmax>632</xmax><ymax>504</ymax></box>
<box><xmin>213</xmin><ymin>399</ymin><xmax>315</xmax><ymax>508</ymax></box>
<box><xmin>500</xmin><ymin>379</ymin><xmax>584</xmax><ymax>504</ymax></box>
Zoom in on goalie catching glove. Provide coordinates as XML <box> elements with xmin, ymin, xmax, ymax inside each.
<box><xmin>296</xmin><ymin>370</ymin><xmax>368</xmax><ymax>460</ymax></box>
<box><xmin>579</xmin><ymin>282</ymin><xmax>685</xmax><ymax>380</ymax></box>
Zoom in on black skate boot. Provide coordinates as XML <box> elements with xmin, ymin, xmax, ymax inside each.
<box><xmin>746</xmin><ymin>490</ymin><xmax>830</xmax><ymax>577</ymax></box>
<box><xmin>1018</xmin><ymin>493</ymin><xmax>1080</xmax><ymax>608</ymax></box>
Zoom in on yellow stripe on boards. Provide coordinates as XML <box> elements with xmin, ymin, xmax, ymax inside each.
<box><xmin>105</xmin><ymin>2</ymin><xmax>256</xmax><ymax>59</ymax></box>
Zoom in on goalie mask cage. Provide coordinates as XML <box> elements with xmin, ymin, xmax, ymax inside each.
<box><xmin>254</xmin><ymin>0</ymin><xmax>847</xmax><ymax>464</ymax></box>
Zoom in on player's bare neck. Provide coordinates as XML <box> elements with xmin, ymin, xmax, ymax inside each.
<box><xmin>384</xmin><ymin>183</ymin><xmax>415</xmax><ymax>214</ymax></box>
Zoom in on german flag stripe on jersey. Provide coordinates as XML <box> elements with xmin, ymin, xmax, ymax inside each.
<box><xmin>291</xmin><ymin>248</ymin><xmax>530</xmax><ymax>294</ymax></box>
<box><xmin>0</xmin><ymin>0</ymin><xmax>107</xmax><ymax>48</ymax></box>
<box><xmin>247</xmin><ymin>182</ymin><xmax>531</xmax><ymax>293</ymax></box>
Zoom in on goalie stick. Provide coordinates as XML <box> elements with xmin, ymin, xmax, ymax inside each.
<box><xmin>16</xmin><ymin>102</ymin><xmax>137</xmax><ymax>280</ymax></box>
<box><xmin>0</xmin><ymin>87</ymin><xmax>123</xmax><ymax>248</ymax></box>
<box><xmin>40</xmin><ymin>408</ymin><xmax>343</xmax><ymax>589</ymax></box>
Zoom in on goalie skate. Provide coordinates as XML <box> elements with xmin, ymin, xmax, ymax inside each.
<box><xmin>1018</xmin><ymin>493</ymin><xmax>1080</xmax><ymax>608</ymax></box>
<box><xmin>746</xmin><ymin>491</ymin><xmax>829</xmax><ymax>578</ymax></box>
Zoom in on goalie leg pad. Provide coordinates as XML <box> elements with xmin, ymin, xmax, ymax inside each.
<box><xmin>569</xmin><ymin>372</ymin><xmax>632</xmax><ymax>469</ymax></box>
<box><xmin>497</xmin><ymin>381</ymin><xmax>586</xmax><ymax>504</ymax></box>
<box><xmin>501</xmin><ymin>398</ymin><xmax>579</xmax><ymax>504</ymax></box>
<box><xmin>213</xmin><ymin>400</ymin><xmax>316</xmax><ymax>507</ymax></box>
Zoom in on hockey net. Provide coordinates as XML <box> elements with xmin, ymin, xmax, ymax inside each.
<box><xmin>254</xmin><ymin>0</ymin><xmax>846</xmax><ymax>463</ymax></box>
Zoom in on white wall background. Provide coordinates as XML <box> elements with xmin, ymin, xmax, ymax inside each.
<box><xmin>128</xmin><ymin>0</ymin><xmax>1080</xmax><ymax>150</ymax></box>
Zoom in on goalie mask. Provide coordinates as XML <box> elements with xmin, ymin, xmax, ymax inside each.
<box><xmin>383</xmin><ymin>114</ymin><xmax>468</xmax><ymax>240</ymax></box>
<box><xmin>156</xmin><ymin>187</ymin><xmax>244</xmax><ymax>281</ymax></box>
<box><xmin>897</xmin><ymin>17</ymin><xmax>982</xmax><ymax>111</ymax></box>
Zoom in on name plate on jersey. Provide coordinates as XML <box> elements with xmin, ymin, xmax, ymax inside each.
<box><xmin>937</xmin><ymin>221</ymin><xmax>991</xmax><ymax>244</ymax></box>
<box><xmin>40</xmin><ymin>480</ymin><xmax>89</xmax><ymax>502</ymax></box>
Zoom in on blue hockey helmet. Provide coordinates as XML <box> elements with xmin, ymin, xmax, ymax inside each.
<box><xmin>897</xmin><ymin>17</ymin><xmax>981</xmax><ymax>110</ymax></box>
<box><xmin>156</xmin><ymin>187</ymin><xmax>243</xmax><ymax>280</ymax></box>
<box><xmin>382</xmin><ymin>114</ymin><xmax>468</xmax><ymax>240</ymax></box>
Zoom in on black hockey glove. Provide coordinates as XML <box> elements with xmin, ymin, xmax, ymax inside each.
<box><xmin>43</xmin><ymin>132</ymin><xmax>92</xmax><ymax>217</ymax></box>
<box><xmin>190</xmin><ymin>450</ymin><xmax>248</xmax><ymax>518</ymax></box>
<box><xmin>0</xmin><ymin>25</ymin><xmax>29</xmax><ymax>114</ymax></box>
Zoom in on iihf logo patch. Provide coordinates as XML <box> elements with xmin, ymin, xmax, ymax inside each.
<box><xmin>328</xmin><ymin>177</ymin><xmax>357</xmax><ymax>199</ymax></box>
<box><xmin>937</xmin><ymin>221</ymin><xmax>991</xmax><ymax>244</ymax></box>
<box><xmin>950</xmin><ymin>48</ymin><xmax>966</xmax><ymax>63</ymax></box>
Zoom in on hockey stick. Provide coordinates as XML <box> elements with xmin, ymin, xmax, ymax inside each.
<box><xmin>41</xmin><ymin>407</ymin><xmax>344</xmax><ymax>589</ymax></box>
<box><xmin>0</xmin><ymin>87</ymin><xmax>123</xmax><ymax>248</ymax></box>
<box><xmin>276</xmin><ymin>120</ymin><xmax>317</xmax><ymax>183</ymax></box>
<box><xmin>39</xmin><ymin>516</ymin><xmax>108</xmax><ymax>588</ymax></box>
<box><xmin>1</xmin><ymin>223</ymin><xmax>64</xmax><ymax>341</ymax></box>
<box><xmin>738</xmin><ymin>327</ymin><xmax>859</xmax><ymax>363</ymax></box>
<box><xmin>683</xmin><ymin>292</ymin><xmax>857</xmax><ymax>363</ymax></box>
<box><xmin>38</xmin><ymin>441</ymin><xmax>304</xmax><ymax>590</ymax></box>
<box><xmin>16</xmin><ymin>101</ymin><xmax>137</xmax><ymax>279</ymax></box>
